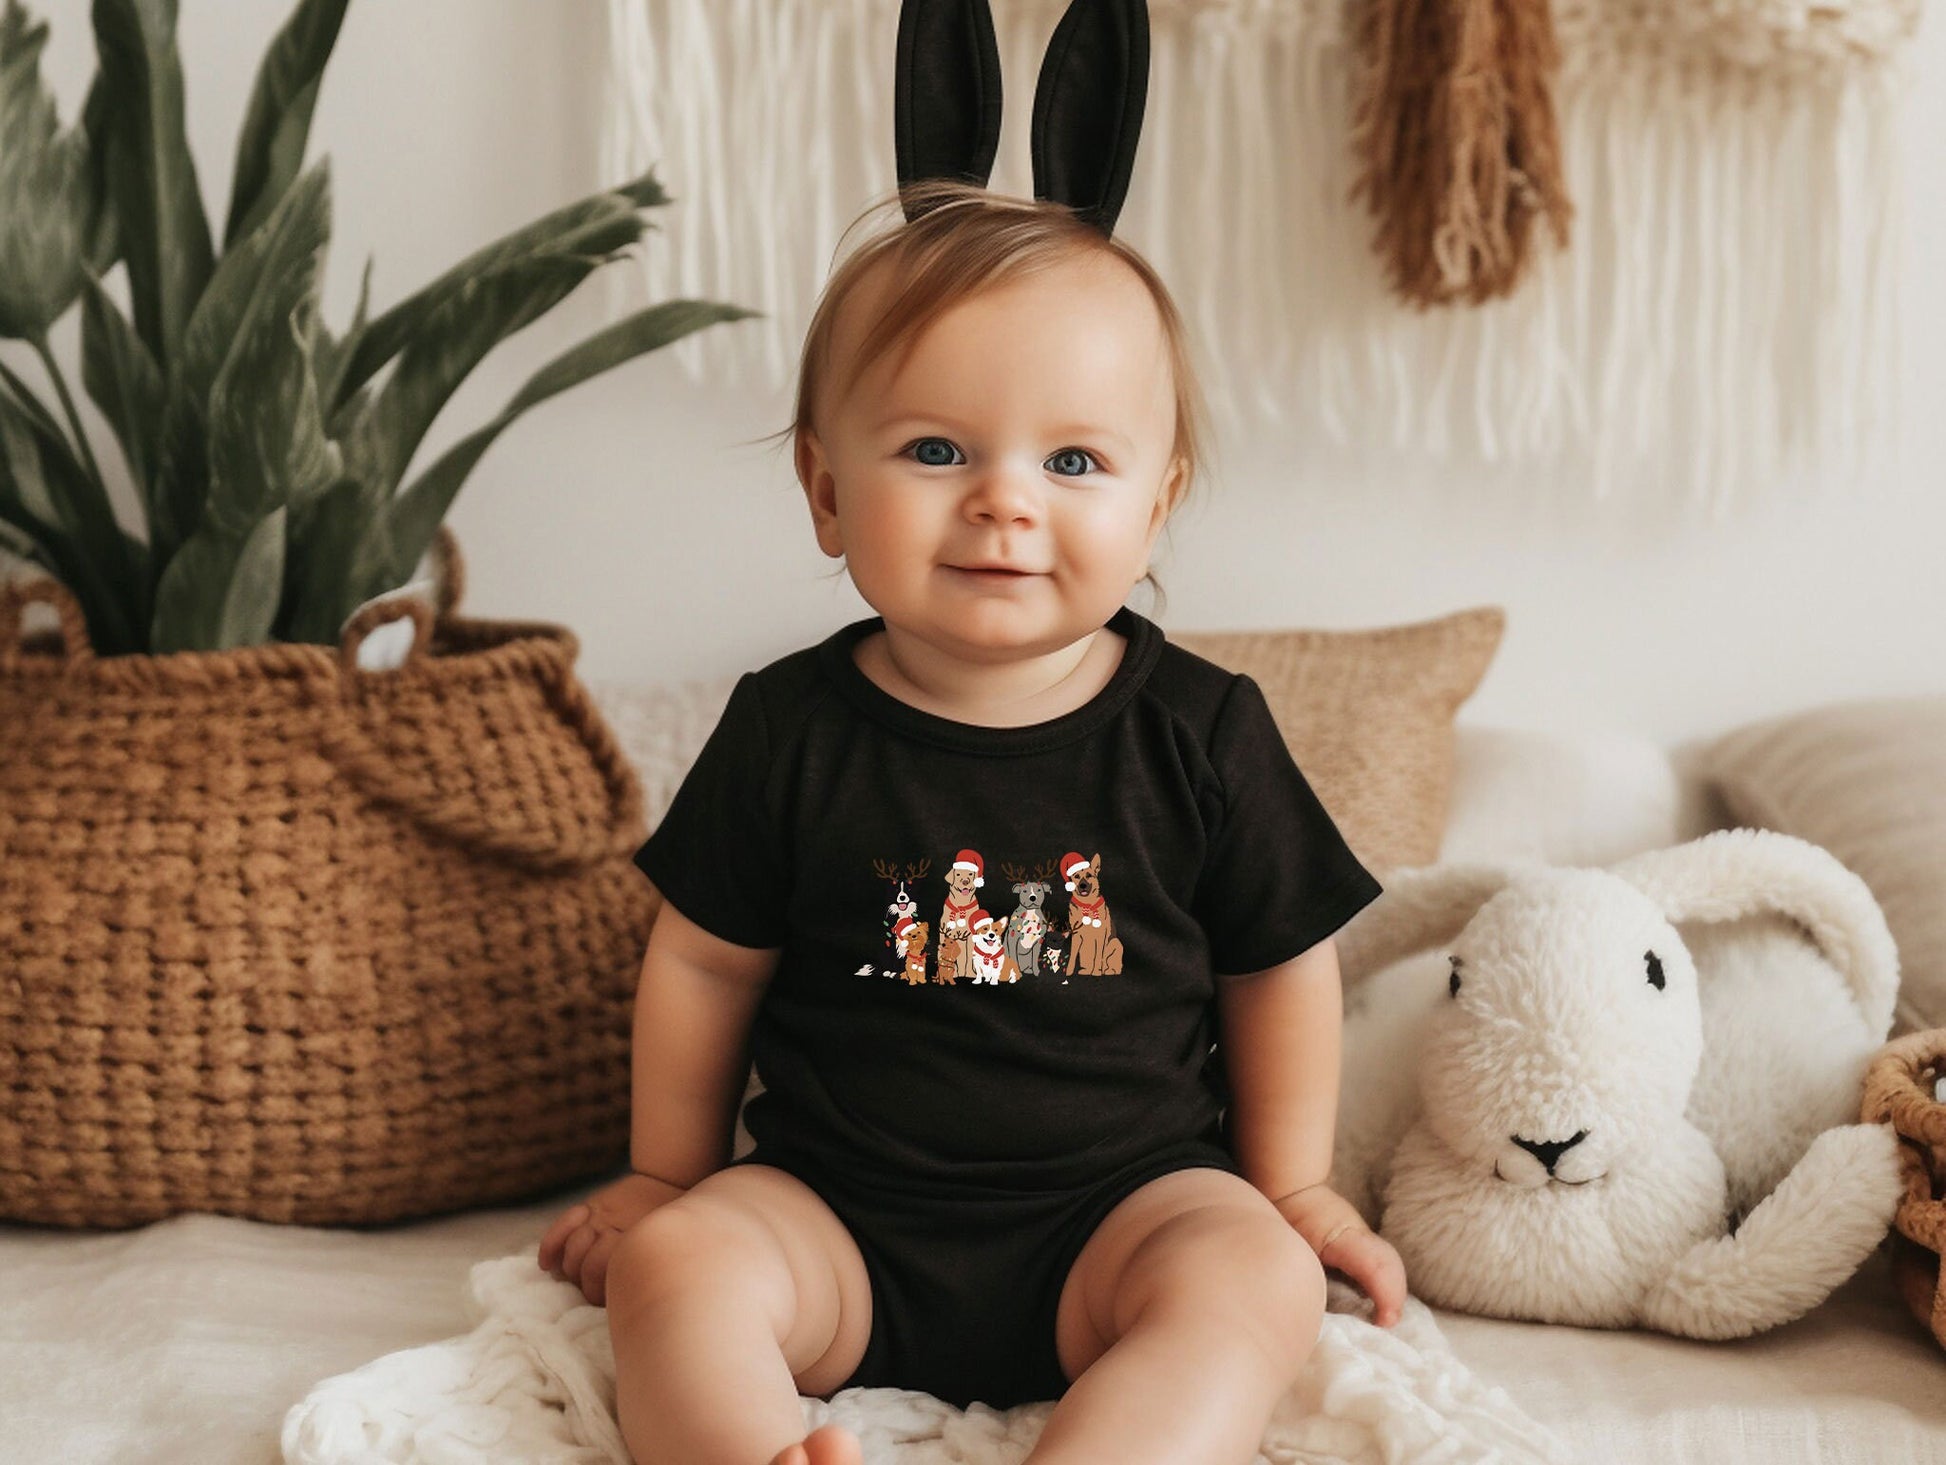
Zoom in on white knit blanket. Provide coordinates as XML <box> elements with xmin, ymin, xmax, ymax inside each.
<box><xmin>280</xmin><ymin>1259</ymin><xmax>1570</xmax><ymax>1464</ymax></box>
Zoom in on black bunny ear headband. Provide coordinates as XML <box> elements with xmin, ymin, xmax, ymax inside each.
<box><xmin>895</xmin><ymin>0</ymin><xmax>1150</xmax><ymax>236</ymax></box>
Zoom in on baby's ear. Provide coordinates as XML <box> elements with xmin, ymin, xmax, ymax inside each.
<box><xmin>896</xmin><ymin>0</ymin><xmax>1004</xmax><ymax>218</ymax></box>
<box><xmin>1152</xmin><ymin>455</ymin><xmax>1189</xmax><ymax>526</ymax></box>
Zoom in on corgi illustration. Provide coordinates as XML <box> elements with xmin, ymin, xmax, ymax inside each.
<box><xmin>966</xmin><ymin>910</ymin><xmax>1021</xmax><ymax>985</ymax></box>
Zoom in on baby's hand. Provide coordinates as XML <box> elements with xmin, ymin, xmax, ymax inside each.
<box><xmin>1272</xmin><ymin>1183</ymin><xmax>1407</xmax><ymax>1329</ymax></box>
<box><xmin>536</xmin><ymin>1172</ymin><xmax>689</xmax><ymax>1307</ymax></box>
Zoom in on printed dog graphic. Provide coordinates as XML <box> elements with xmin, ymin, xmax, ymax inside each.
<box><xmin>895</xmin><ymin>918</ymin><xmax>931</xmax><ymax>986</ymax></box>
<box><xmin>939</xmin><ymin>848</ymin><xmax>985</xmax><ymax>983</ymax></box>
<box><xmin>1061</xmin><ymin>851</ymin><xmax>1123</xmax><ymax>976</ymax></box>
<box><xmin>999</xmin><ymin>860</ymin><xmax>1058</xmax><ymax>980</ymax></box>
<box><xmin>967</xmin><ymin>912</ymin><xmax>1021</xmax><ymax>985</ymax></box>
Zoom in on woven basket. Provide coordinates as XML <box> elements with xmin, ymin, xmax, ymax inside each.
<box><xmin>1860</xmin><ymin>1028</ymin><xmax>1946</xmax><ymax>1351</ymax></box>
<box><xmin>0</xmin><ymin>536</ymin><xmax>658</xmax><ymax>1227</ymax></box>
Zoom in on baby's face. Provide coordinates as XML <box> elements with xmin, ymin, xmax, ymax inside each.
<box><xmin>799</xmin><ymin>249</ymin><xmax>1184</xmax><ymax>661</ymax></box>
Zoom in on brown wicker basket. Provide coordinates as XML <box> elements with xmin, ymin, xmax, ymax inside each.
<box><xmin>1861</xmin><ymin>1028</ymin><xmax>1946</xmax><ymax>1350</ymax></box>
<box><xmin>0</xmin><ymin>537</ymin><xmax>659</xmax><ymax>1227</ymax></box>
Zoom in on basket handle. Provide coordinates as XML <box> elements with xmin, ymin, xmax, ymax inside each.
<box><xmin>430</xmin><ymin>526</ymin><xmax>464</xmax><ymax>619</ymax></box>
<box><xmin>0</xmin><ymin>576</ymin><xmax>95</xmax><ymax>668</ymax></box>
<box><xmin>337</xmin><ymin>595</ymin><xmax>435</xmax><ymax>675</ymax></box>
<box><xmin>334</xmin><ymin>524</ymin><xmax>471</xmax><ymax>672</ymax></box>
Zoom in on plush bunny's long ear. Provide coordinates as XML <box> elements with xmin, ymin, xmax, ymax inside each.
<box><xmin>1030</xmin><ymin>0</ymin><xmax>1149</xmax><ymax>234</ymax></box>
<box><xmin>1334</xmin><ymin>864</ymin><xmax>1521</xmax><ymax>989</ymax></box>
<box><xmin>896</xmin><ymin>0</ymin><xmax>1005</xmax><ymax>219</ymax></box>
<box><xmin>1610</xmin><ymin>828</ymin><xmax>1900</xmax><ymax>1040</ymax></box>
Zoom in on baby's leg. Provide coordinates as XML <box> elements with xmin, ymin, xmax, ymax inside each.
<box><xmin>1030</xmin><ymin>1168</ymin><xmax>1325</xmax><ymax>1465</ymax></box>
<box><xmin>605</xmin><ymin>1163</ymin><xmax>873</xmax><ymax>1465</ymax></box>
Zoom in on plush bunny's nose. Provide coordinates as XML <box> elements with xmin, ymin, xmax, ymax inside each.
<box><xmin>1510</xmin><ymin>1131</ymin><xmax>1589</xmax><ymax>1174</ymax></box>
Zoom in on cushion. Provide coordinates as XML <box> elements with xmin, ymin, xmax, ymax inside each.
<box><xmin>1699</xmin><ymin>696</ymin><xmax>1946</xmax><ymax>1033</ymax></box>
<box><xmin>1441</xmin><ymin>724</ymin><xmax>1709</xmax><ymax>867</ymax></box>
<box><xmin>1172</xmin><ymin>607</ymin><xmax>1505</xmax><ymax>874</ymax></box>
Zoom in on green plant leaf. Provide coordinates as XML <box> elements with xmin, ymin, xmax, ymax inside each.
<box><xmin>150</xmin><ymin>161</ymin><xmax>337</xmax><ymax>653</ymax></box>
<box><xmin>175</xmin><ymin>162</ymin><xmax>331</xmax><ymax>413</ymax></box>
<box><xmin>0</xmin><ymin>353</ymin><xmax>67</xmax><ymax>446</ymax></box>
<box><xmin>78</xmin><ymin>73</ymin><xmax>119</xmax><ymax>275</ymax></box>
<box><xmin>149</xmin><ymin>503</ymin><xmax>285</xmax><ymax>651</ymax></box>
<box><xmin>149</xmin><ymin>160</ymin><xmax>330</xmax><ymax>571</ymax></box>
<box><xmin>79</xmin><ymin>273</ymin><xmax>164</xmax><ymax>489</ymax></box>
<box><xmin>332</xmin><ymin>173</ymin><xmax>665</xmax><ymax>409</ymax></box>
<box><xmin>277</xmin><ymin>472</ymin><xmax>379</xmax><ymax>644</ymax></box>
<box><xmin>338</xmin><ymin>251</ymin><xmax>595</xmax><ymax>504</ymax></box>
<box><xmin>0</xmin><ymin>371</ymin><xmax>139</xmax><ymax>651</ymax></box>
<box><xmin>201</xmin><ymin>219</ymin><xmax>336</xmax><ymax>538</ymax></box>
<box><xmin>312</xmin><ymin>251</ymin><xmax>371</xmax><ymax>417</ymax></box>
<box><xmin>0</xmin><ymin>512</ymin><xmax>51</xmax><ymax>569</ymax></box>
<box><xmin>0</xmin><ymin>354</ymin><xmax>143</xmax><ymax>594</ymax></box>
<box><xmin>222</xmin><ymin>0</ymin><xmax>348</xmax><ymax>249</ymax></box>
<box><xmin>0</xmin><ymin>0</ymin><xmax>96</xmax><ymax>339</ymax></box>
<box><xmin>374</xmin><ymin>298</ymin><xmax>756</xmax><ymax>590</ymax></box>
<box><xmin>91</xmin><ymin>0</ymin><xmax>215</xmax><ymax>368</ymax></box>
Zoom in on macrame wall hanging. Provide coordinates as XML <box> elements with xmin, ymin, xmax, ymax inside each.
<box><xmin>601</xmin><ymin>0</ymin><xmax>1921</xmax><ymax>513</ymax></box>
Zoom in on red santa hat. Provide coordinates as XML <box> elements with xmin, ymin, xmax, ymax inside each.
<box><xmin>1062</xmin><ymin>851</ymin><xmax>1090</xmax><ymax>891</ymax></box>
<box><xmin>893</xmin><ymin>915</ymin><xmax>917</xmax><ymax>942</ymax></box>
<box><xmin>969</xmin><ymin>908</ymin><xmax>995</xmax><ymax>932</ymax></box>
<box><xmin>952</xmin><ymin>849</ymin><xmax>984</xmax><ymax>888</ymax></box>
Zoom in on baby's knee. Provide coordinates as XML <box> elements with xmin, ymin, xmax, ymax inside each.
<box><xmin>1148</xmin><ymin>1214</ymin><xmax>1326</xmax><ymax>1365</ymax></box>
<box><xmin>605</xmin><ymin>1197</ymin><xmax>781</xmax><ymax>1319</ymax></box>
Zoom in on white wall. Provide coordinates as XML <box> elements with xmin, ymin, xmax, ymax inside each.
<box><xmin>28</xmin><ymin>0</ymin><xmax>1945</xmax><ymax>744</ymax></box>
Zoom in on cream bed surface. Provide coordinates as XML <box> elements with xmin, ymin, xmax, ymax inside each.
<box><xmin>3</xmin><ymin>714</ymin><xmax>1943</xmax><ymax>1464</ymax></box>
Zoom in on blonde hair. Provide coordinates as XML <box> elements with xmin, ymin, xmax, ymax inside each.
<box><xmin>763</xmin><ymin>179</ymin><xmax>1214</xmax><ymax>609</ymax></box>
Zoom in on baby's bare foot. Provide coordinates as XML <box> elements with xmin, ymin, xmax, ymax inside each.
<box><xmin>769</xmin><ymin>1421</ymin><xmax>863</xmax><ymax>1465</ymax></box>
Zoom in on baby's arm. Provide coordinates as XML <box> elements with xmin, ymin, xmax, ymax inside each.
<box><xmin>1216</xmin><ymin>936</ymin><xmax>1406</xmax><ymax>1326</ymax></box>
<box><xmin>538</xmin><ymin>899</ymin><xmax>781</xmax><ymax>1305</ymax></box>
<box><xmin>626</xmin><ymin>900</ymin><xmax>779</xmax><ymax>1186</ymax></box>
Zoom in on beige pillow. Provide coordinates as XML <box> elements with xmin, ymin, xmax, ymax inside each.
<box><xmin>1172</xmin><ymin>607</ymin><xmax>1505</xmax><ymax>874</ymax></box>
<box><xmin>1701</xmin><ymin>696</ymin><xmax>1946</xmax><ymax>1035</ymax></box>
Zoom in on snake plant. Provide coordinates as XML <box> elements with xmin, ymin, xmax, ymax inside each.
<box><xmin>0</xmin><ymin>0</ymin><xmax>753</xmax><ymax>653</ymax></box>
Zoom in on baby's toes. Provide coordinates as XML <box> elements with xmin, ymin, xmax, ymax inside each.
<box><xmin>799</xmin><ymin>1422</ymin><xmax>863</xmax><ymax>1464</ymax></box>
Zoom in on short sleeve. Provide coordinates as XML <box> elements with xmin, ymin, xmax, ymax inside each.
<box><xmin>632</xmin><ymin>673</ymin><xmax>790</xmax><ymax>950</ymax></box>
<box><xmin>1192</xmin><ymin>675</ymin><xmax>1384</xmax><ymax>978</ymax></box>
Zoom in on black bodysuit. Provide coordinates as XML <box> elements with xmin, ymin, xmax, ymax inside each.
<box><xmin>632</xmin><ymin>604</ymin><xmax>1382</xmax><ymax>1409</ymax></box>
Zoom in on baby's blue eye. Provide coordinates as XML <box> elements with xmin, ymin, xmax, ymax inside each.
<box><xmin>909</xmin><ymin>438</ymin><xmax>963</xmax><ymax>467</ymax></box>
<box><xmin>1046</xmin><ymin>448</ymin><xmax>1099</xmax><ymax>477</ymax></box>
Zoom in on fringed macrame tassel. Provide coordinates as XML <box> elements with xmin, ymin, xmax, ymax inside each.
<box><xmin>602</xmin><ymin>0</ymin><xmax>1919</xmax><ymax>516</ymax></box>
<box><xmin>1350</xmin><ymin>0</ymin><xmax>1572</xmax><ymax>306</ymax></box>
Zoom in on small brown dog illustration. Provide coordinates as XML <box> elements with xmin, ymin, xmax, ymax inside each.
<box><xmin>1061</xmin><ymin>851</ymin><xmax>1124</xmax><ymax>976</ymax></box>
<box><xmin>933</xmin><ymin>922</ymin><xmax>961</xmax><ymax>985</ymax></box>
<box><xmin>893</xmin><ymin>917</ymin><xmax>931</xmax><ymax>986</ymax></box>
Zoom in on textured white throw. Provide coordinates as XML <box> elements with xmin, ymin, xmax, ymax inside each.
<box><xmin>281</xmin><ymin>1259</ymin><xmax>1569</xmax><ymax>1464</ymax></box>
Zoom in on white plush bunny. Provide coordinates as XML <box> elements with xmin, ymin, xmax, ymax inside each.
<box><xmin>1331</xmin><ymin>828</ymin><xmax>1905</xmax><ymax>1340</ymax></box>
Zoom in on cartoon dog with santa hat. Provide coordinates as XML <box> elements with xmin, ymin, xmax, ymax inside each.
<box><xmin>939</xmin><ymin>848</ymin><xmax>986</xmax><ymax>983</ymax></box>
<box><xmin>890</xmin><ymin>915</ymin><xmax>931</xmax><ymax>986</ymax></box>
<box><xmin>965</xmin><ymin>909</ymin><xmax>1021</xmax><ymax>985</ymax></box>
<box><xmin>1061</xmin><ymin>851</ymin><xmax>1123</xmax><ymax>976</ymax></box>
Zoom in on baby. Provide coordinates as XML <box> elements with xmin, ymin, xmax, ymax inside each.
<box><xmin>539</xmin><ymin>180</ymin><xmax>1405</xmax><ymax>1465</ymax></box>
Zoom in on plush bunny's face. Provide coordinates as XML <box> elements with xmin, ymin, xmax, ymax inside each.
<box><xmin>1421</xmin><ymin>870</ymin><xmax>1702</xmax><ymax>1189</ymax></box>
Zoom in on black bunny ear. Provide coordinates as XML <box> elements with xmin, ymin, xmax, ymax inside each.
<box><xmin>895</xmin><ymin>0</ymin><xmax>1004</xmax><ymax>220</ymax></box>
<box><xmin>1030</xmin><ymin>0</ymin><xmax>1149</xmax><ymax>235</ymax></box>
